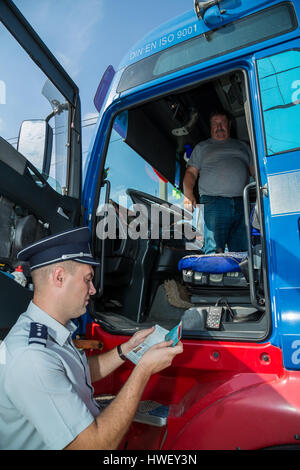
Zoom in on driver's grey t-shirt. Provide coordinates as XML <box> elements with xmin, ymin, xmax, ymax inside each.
<box><xmin>187</xmin><ymin>137</ymin><xmax>253</xmax><ymax>197</ymax></box>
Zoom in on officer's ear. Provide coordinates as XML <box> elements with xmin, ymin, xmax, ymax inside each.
<box><xmin>52</xmin><ymin>265</ymin><xmax>67</xmax><ymax>288</ymax></box>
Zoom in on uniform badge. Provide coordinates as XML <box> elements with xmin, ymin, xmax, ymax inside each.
<box><xmin>28</xmin><ymin>322</ymin><xmax>48</xmax><ymax>347</ymax></box>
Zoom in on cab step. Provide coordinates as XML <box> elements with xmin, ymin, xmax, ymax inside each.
<box><xmin>94</xmin><ymin>395</ymin><xmax>168</xmax><ymax>427</ymax></box>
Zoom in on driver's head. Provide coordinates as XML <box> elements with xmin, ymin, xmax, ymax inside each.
<box><xmin>209</xmin><ymin>109</ymin><xmax>231</xmax><ymax>141</ymax></box>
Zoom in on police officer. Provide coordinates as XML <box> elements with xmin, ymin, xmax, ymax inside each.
<box><xmin>0</xmin><ymin>226</ymin><xmax>183</xmax><ymax>450</ymax></box>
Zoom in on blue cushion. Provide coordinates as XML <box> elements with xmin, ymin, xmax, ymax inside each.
<box><xmin>178</xmin><ymin>252</ymin><xmax>248</xmax><ymax>274</ymax></box>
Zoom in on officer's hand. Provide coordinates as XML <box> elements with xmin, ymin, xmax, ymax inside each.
<box><xmin>137</xmin><ymin>340</ymin><xmax>183</xmax><ymax>376</ymax></box>
<box><xmin>122</xmin><ymin>327</ymin><xmax>155</xmax><ymax>355</ymax></box>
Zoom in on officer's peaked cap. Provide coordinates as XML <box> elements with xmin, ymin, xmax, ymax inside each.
<box><xmin>17</xmin><ymin>226</ymin><xmax>100</xmax><ymax>271</ymax></box>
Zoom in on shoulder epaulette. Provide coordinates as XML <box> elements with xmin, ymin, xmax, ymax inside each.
<box><xmin>28</xmin><ymin>322</ymin><xmax>48</xmax><ymax>347</ymax></box>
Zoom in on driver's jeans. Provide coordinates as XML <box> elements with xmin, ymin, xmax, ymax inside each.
<box><xmin>200</xmin><ymin>195</ymin><xmax>247</xmax><ymax>254</ymax></box>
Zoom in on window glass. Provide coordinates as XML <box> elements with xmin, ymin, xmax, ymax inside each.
<box><xmin>98</xmin><ymin>128</ymin><xmax>186</xmax><ymax>210</ymax></box>
<box><xmin>257</xmin><ymin>50</ymin><xmax>300</xmax><ymax>155</ymax></box>
<box><xmin>97</xmin><ymin>111</ymin><xmax>201</xmax><ymax>244</ymax></box>
<box><xmin>118</xmin><ymin>3</ymin><xmax>297</xmax><ymax>93</ymax></box>
<box><xmin>0</xmin><ymin>24</ymin><xmax>70</xmax><ymax>194</ymax></box>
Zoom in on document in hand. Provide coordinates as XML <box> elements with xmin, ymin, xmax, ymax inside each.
<box><xmin>126</xmin><ymin>321</ymin><xmax>182</xmax><ymax>365</ymax></box>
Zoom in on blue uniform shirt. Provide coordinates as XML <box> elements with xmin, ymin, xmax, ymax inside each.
<box><xmin>0</xmin><ymin>301</ymin><xmax>100</xmax><ymax>450</ymax></box>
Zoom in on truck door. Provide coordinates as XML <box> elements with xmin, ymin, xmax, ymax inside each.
<box><xmin>254</xmin><ymin>40</ymin><xmax>300</xmax><ymax>364</ymax></box>
<box><xmin>0</xmin><ymin>0</ymin><xmax>82</xmax><ymax>337</ymax></box>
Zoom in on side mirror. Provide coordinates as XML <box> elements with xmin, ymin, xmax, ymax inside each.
<box><xmin>17</xmin><ymin>119</ymin><xmax>53</xmax><ymax>175</ymax></box>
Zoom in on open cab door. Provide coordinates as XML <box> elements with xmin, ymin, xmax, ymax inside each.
<box><xmin>0</xmin><ymin>0</ymin><xmax>82</xmax><ymax>338</ymax></box>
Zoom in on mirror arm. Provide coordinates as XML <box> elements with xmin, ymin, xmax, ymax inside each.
<box><xmin>46</xmin><ymin>102</ymin><xmax>68</xmax><ymax>123</ymax></box>
<box><xmin>45</xmin><ymin>110</ymin><xmax>56</xmax><ymax>123</ymax></box>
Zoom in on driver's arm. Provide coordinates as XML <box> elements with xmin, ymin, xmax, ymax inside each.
<box><xmin>183</xmin><ymin>166</ymin><xmax>198</xmax><ymax>210</ymax></box>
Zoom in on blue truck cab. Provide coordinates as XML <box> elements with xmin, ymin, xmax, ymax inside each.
<box><xmin>84</xmin><ymin>0</ymin><xmax>300</xmax><ymax>361</ymax></box>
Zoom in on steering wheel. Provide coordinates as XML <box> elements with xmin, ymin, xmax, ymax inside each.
<box><xmin>126</xmin><ymin>188</ymin><xmax>192</xmax><ymax>221</ymax></box>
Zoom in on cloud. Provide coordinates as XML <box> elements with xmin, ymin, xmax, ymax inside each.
<box><xmin>54</xmin><ymin>0</ymin><xmax>105</xmax><ymax>78</ymax></box>
<box><xmin>15</xmin><ymin>0</ymin><xmax>105</xmax><ymax>79</ymax></box>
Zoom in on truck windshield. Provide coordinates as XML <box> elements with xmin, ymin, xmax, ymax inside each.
<box><xmin>97</xmin><ymin>122</ymin><xmax>201</xmax><ymax>244</ymax></box>
<box><xmin>98</xmin><ymin>128</ymin><xmax>186</xmax><ymax>208</ymax></box>
<box><xmin>117</xmin><ymin>2</ymin><xmax>297</xmax><ymax>93</ymax></box>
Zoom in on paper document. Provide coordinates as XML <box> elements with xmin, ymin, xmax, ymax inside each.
<box><xmin>126</xmin><ymin>321</ymin><xmax>182</xmax><ymax>365</ymax></box>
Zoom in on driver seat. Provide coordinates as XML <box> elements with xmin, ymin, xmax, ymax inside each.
<box><xmin>178</xmin><ymin>251</ymin><xmax>249</xmax><ymax>288</ymax></box>
<box><xmin>178</xmin><ymin>203</ymin><xmax>261</xmax><ymax>289</ymax></box>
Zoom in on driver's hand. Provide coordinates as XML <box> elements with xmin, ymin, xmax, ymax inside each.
<box><xmin>183</xmin><ymin>195</ymin><xmax>196</xmax><ymax>212</ymax></box>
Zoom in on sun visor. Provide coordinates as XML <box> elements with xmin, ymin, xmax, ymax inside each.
<box><xmin>125</xmin><ymin>108</ymin><xmax>175</xmax><ymax>185</ymax></box>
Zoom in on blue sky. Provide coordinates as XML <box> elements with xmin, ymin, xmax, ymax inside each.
<box><xmin>10</xmin><ymin>0</ymin><xmax>193</xmax><ymax>156</ymax></box>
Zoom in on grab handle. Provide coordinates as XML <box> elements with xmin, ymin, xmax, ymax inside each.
<box><xmin>243</xmin><ymin>182</ymin><xmax>264</xmax><ymax>311</ymax></box>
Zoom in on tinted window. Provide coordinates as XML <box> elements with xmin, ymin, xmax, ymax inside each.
<box><xmin>96</xmin><ymin>111</ymin><xmax>200</xmax><ymax>242</ymax></box>
<box><xmin>98</xmin><ymin>113</ymin><xmax>186</xmax><ymax>211</ymax></box>
<box><xmin>257</xmin><ymin>50</ymin><xmax>300</xmax><ymax>155</ymax></box>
